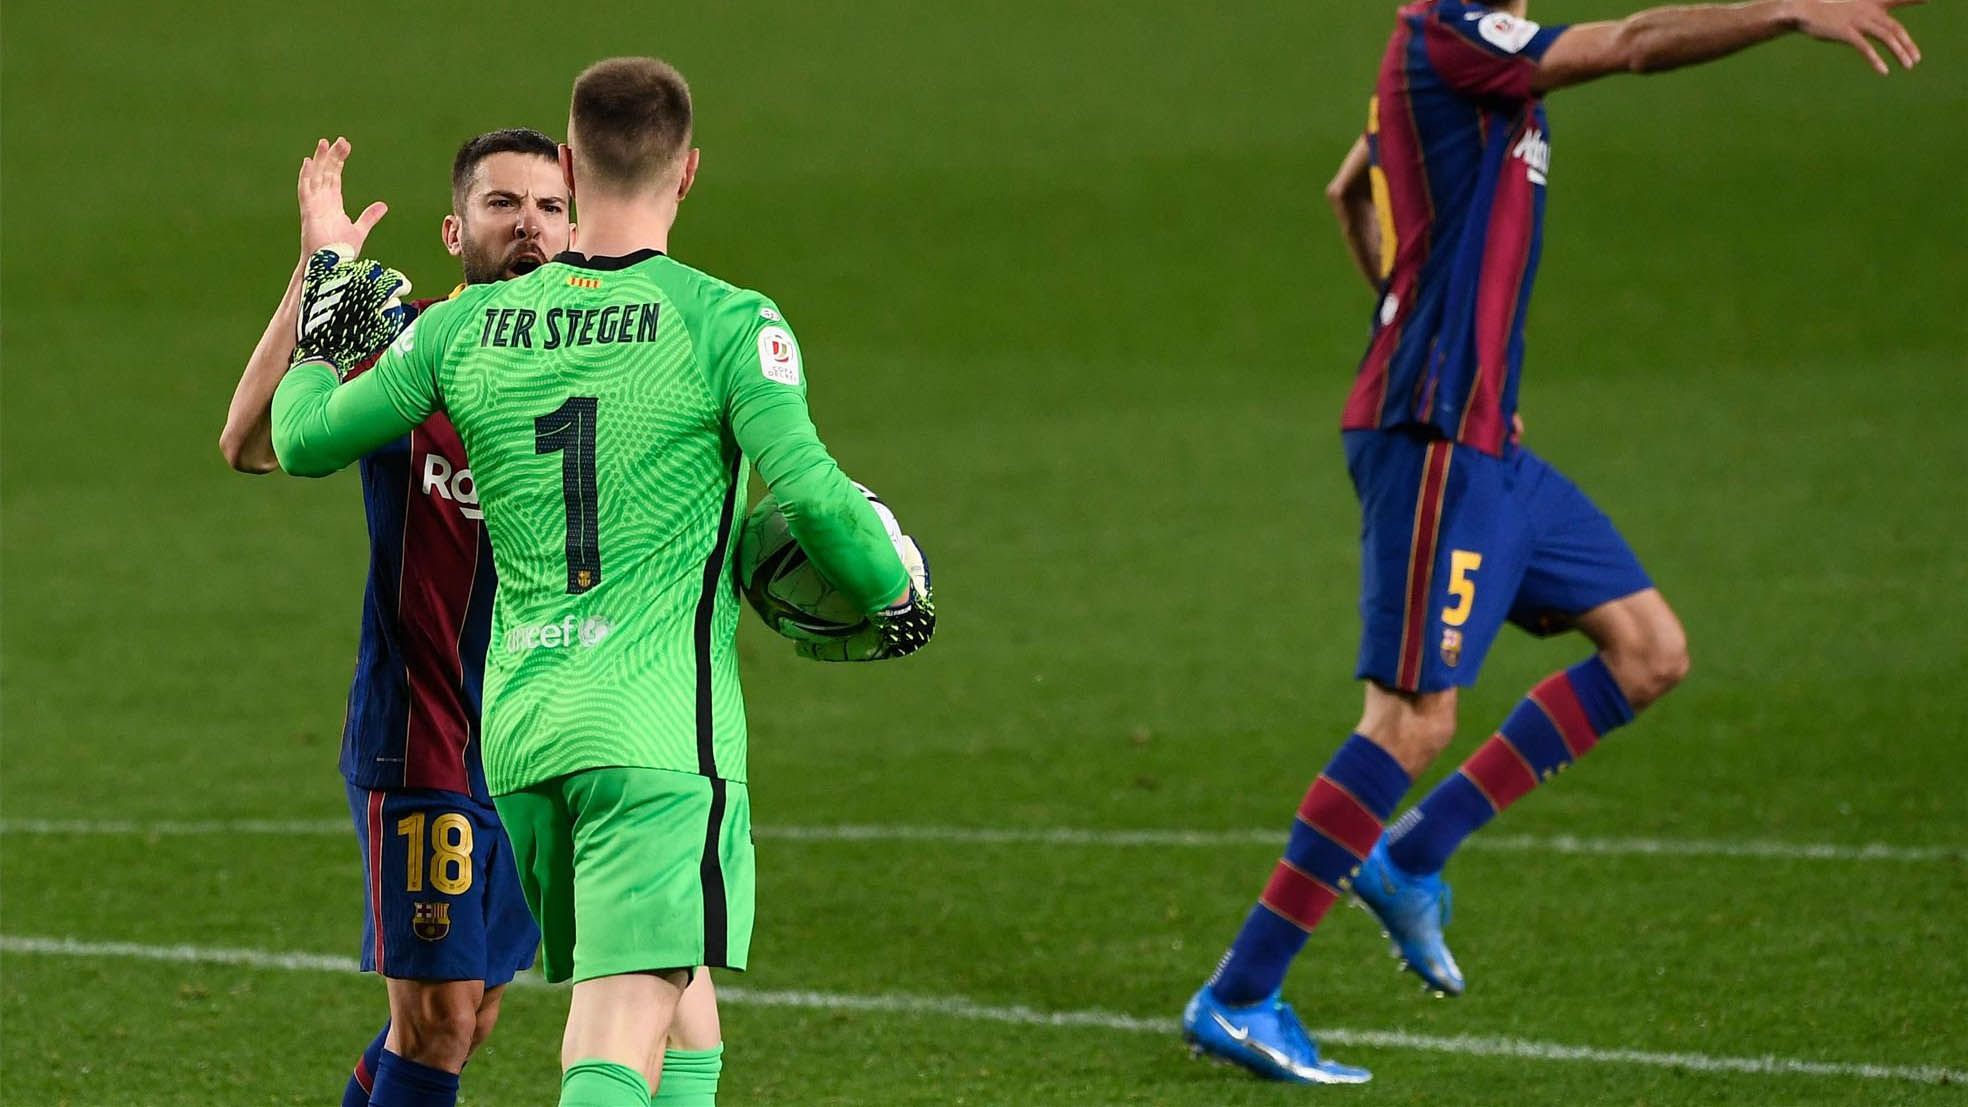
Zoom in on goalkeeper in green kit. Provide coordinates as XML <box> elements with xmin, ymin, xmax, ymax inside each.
<box><xmin>271</xmin><ymin>57</ymin><xmax>935</xmax><ymax>1107</ymax></box>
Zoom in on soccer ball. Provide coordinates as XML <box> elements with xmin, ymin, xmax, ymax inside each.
<box><xmin>734</xmin><ymin>482</ymin><xmax>903</xmax><ymax>643</ymax></box>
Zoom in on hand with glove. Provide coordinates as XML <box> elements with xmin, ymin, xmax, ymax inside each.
<box><xmin>797</xmin><ymin>534</ymin><xmax>936</xmax><ymax>663</ymax></box>
<box><xmin>292</xmin><ymin>244</ymin><xmax>414</xmax><ymax>377</ymax></box>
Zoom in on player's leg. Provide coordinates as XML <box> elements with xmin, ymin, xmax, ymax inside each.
<box><xmin>648</xmin><ymin>778</ymin><xmax>751</xmax><ymax>1104</ymax></box>
<box><xmin>669</xmin><ymin>970</ymin><xmax>721</xmax><ymax>1048</ymax></box>
<box><xmin>1199</xmin><ymin>679</ymin><xmax>1453</xmax><ymax>1012</ymax></box>
<box><xmin>1380</xmin><ymin>587</ymin><xmax>1686</xmax><ymax>873</ymax></box>
<box><xmin>358</xmin><ymin>787</ymin><xmax>525</xmax><ymax>1106</ymax></box>
<box><xmin>1376</xmin><ymin>647</ymin><xmax>1640</xmax><ymax>878</ymax></box>
<box><xmin>1356</xmin><ymin>682</ymin><xmax>1461</xmax><ymax>776</ymax></box>
<box><xmin>655</xmin><ymin>971</ymin><xmax>724</xmax><ymax>1106</ymax></box>
<box><xmin>1325</xmin><ymin>437</ymin><xmax>1530</xmax><ymax>997</ymax></box>
<box><xmin>562</xmin><ymin>970</ymin><xmax>691</xmax><ymax>1098</ymax></box>
<box><xmin>369</xmin><ymin>978</ymin><xmax>480</xmax><ymax>1105</ymax></box>
<box><xmin>1182</xmin><ymin>698</ymin><xmax>1419</xmax><ymax>1083</ymax></box>
<box><xmin>1184</xmin><ymin>433</ymin><xmax>1514</xmax><ymax>1082</ymax></box>
<box><xmin>383</xmin><ymin>979</ymin><xmax>483</xmax><ymax>1067</ymax></box>
<box><xmin>1376</xmin><ymin>450</ymin><xmax>1664</xmax><ymax>964</ymax></box>
<box><xmin>1574</xmin><ymin>588</ymin><xmax>1689</xmax><ymax>710</ymax></box>
<box><xmin>545</xmin><ymin>768</ymin><xmax>753</xmax><ymax>1106</ymax></box>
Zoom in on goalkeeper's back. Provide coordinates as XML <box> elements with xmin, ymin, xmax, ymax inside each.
<box><xmin>413</xmin><ymin>252</ymin><xmax>884</xmax><ymax>795</ymax></box>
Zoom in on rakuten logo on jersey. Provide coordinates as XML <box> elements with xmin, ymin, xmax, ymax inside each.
<box><xmin>504</xmin><ymin>615</ymin><xmax>614</xmax><ymax>654</ymax></box>
<box><xmin>422</xmin><ymin>454</ymin><xmax>482</xmax><ymax>520</ymax></box>
<box><xmin>1513</xmin><ymin>127</ymin><xmax>1551</xmax><ymax>186</ymax></box>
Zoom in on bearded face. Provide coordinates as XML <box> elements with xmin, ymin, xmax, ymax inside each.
<box><xmin>446</xmin><ymin>150</ymin><xmax>571</xmax><ymax>284</ymax></box>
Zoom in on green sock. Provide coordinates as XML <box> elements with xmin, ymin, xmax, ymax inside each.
<box><xmin>561</xmin><ymin>1059</ymin><xmax>650</xmax><ymax>1107</ymax></box>
<box><xmin>653</xmin><ymin>1045</ymin><xmax>724</xmax><ymax>1106</ymax></box>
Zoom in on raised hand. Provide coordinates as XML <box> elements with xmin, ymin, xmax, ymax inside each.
<box><xmin>297</xmin><ymin>137</ymin><xmax>390</xmax><ymax>256</ymax></box>
<box><xmin>293</xmin><ymin>246</ymin><xmax>414</xmax><ymax>376</ymax></box>
<box><xmin>1791</xmin><ymin>0</ymin><xmax>1923</xmax><ymax>75</ymax></box>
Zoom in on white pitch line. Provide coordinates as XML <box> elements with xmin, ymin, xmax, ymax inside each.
<box><xmin>756</xmin><ymin>825</ymin><xmax>1967</xmax><ymax>864</ymax></box>
<box><xmin>2</xmin><ymin>934</ymin><xmax>1961</xmax><ymax>1087</ymax></box>
<box><xmin>3</xmin><ymin>818</ymin><xmax>1956</xmax><ymax>864</ymax></box>
<box><xmin>0</xmin><ymin>819</ymin><xmax>1955</xmax><ymax>864</ymax></box>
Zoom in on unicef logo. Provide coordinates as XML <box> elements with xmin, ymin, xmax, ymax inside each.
<box><xmin>577</xmin><ymin>616</ymin><xmax>613</xmax><ymax>647</ymax></box>
<box><xmin>505</xmin><ymin>615</ymin><xmax>615</xmax><ymax>653</ymax></box>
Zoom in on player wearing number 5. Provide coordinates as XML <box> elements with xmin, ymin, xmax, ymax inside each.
<box><xmin>1185</xmin><ymin>0</ymin><xmax>1924</xmax><ymax>1084</ymax></box>
<box><xmin>270</xmin><ymin>58</ymin><xmax>933</xmax><ymax>1107</ymax></box>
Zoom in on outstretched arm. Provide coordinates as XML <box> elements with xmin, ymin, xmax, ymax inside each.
<box><xmin>1534</xmin><ymin>0</ymin><xmax>1922</xmax><ymax>92</ymax></box>
<box><xmin>218</xmin><ymin>137</ymin><xmax>389</xmax><ymax>473</ymax></box>
<box><xmin>271</xmin><ymin>359</ymin><xmax>425</xmax><ymax>477</ymax></box>
<box><xmin>1325</xmin><ymin>136</ymin><xmax>1382</xmax><ymax>292</ymax></box>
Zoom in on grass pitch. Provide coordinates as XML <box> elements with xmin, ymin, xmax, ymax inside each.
<box><xmin>3</xmin><ymin>1</ymin><xmax>1965</xmax><ymax>1104</ymax></box>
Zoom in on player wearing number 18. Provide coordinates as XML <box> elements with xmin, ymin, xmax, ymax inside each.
<box><xmin>271</xmin><ymin>57</ymin><xmax>934</xmax><ymax>1107</ymax></box>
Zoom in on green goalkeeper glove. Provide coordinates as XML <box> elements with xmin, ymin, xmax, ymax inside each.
<box><xmin>293</xmin><ymin>243</ymin><xmax>413</xmax><ymax>377</ymax></box>
<box><xmin>796</xmin><ymin>536</ymin><xmax>936</xmax><ymax>662</ymax></box>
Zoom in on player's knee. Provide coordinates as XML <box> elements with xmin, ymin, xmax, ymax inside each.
<box><xmin>1643</xmin><ymin>614</ymin><xmax>1689</xmax><ymax>690</ymax></box>
<box><xmin>1658</xmin><ymin>633</ymin><xmax>1691</xmax><ymax>694</ymax></box>
<box><xmin>396</xmin><ymin>998</ymin><xmax>478</xmax><ymax>1069</ymax></box>
<box><xmin>1615</xmin><ymin>625</ymin><xmax>1689</xmax><ymax>707</ymax></box>
<box><xmin>1357</xmin><ymin>686</ymin><xmax>1458</xmax><ymax>774</ymax></box>
<box><xmin>1404</xmin><ymin>707</ymin><xmax>1457</xmax><ymax>755</ymax></box>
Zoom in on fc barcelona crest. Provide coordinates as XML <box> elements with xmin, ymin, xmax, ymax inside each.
<box><xmin>412</xmin><ymin>902</ymin><xmax>452</xmax><ymax>942</ymax></box>
<box><xmin>1440</xmin><ymin>628</ymin><xmax>1463</xmax><ymax>668</ymax></box>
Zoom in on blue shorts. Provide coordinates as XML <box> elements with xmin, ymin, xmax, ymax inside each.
<box><xmin>346</xmin><ymin>782</ymin><xmax>539</xmax><ymax>985</ymax></box>
<box><xmin>1346</xmin><ymin>429</ymin><xmax>1652</xmax><ymax>694</ymax></box>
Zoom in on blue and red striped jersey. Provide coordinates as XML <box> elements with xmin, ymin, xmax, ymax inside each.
<box><xmin>338</xmin><ymin>294</ymin><xmax>498</xmax><ymax>800</ymax></box>
<box><xmin>1342</xmin><ymin>0</ymin><xmax>1567</xmax><ymax>456</ymax></box>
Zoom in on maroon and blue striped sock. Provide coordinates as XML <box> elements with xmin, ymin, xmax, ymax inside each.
<box><xmin>1386</xmin><ymin>655</ymin><xmax>1634</xmax><ymax>877</ymax></box>
<box><xmin>368</xmin><ymin>1049</ymin><xmax>460</xmax><ymax>1107</ymax></box>
<box><xmin>1208</xmin><ymin>734</ymin><xmax>1410</xmax><ymax>1005</ymax></box>
<box><xmin>341</xmin><ymin>1024</ymin><xmax>389</xmax><ymax>1107</ymax></box>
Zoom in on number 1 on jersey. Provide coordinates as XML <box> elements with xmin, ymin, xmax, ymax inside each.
<box><xmin>536</xmin><ymin>396</ymin><xmax>601</xmax><ymax>594</ymax></box>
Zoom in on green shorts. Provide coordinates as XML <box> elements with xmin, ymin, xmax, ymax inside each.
<box><xmin>493</xmin><ymin>767</ymin><xmax>754</xmax><ymax>984</ymax></box>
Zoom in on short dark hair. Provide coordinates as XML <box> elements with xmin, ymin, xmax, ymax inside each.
<box><xmin>450</xmin><ymin>127</ymin><xmax>560</xmax><ymax>212</ymax></box>
<box><xmin>569</xmin><ymin>57</ymin><xmax>692</xmax><ymax>192</ymax></box>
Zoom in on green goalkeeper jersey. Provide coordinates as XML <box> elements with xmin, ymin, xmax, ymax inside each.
<box><xmin>273</xmin><ymin>249</ymin><xmax>910</xmax><ymax>794</ymax></box>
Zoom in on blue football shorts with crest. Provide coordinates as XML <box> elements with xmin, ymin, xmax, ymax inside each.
<box><xmin>346</xmin><ymin>783</ymin><xmax>539</xmax><ymax>985</ymax></box>
<box><xmin>1345</xmin><ymin>427</ymin><xmax>1654</xmax><ymax>695</ymax></box>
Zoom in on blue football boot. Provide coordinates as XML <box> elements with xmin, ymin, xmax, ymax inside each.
<box><xmin>1353</xmin><ymin>837</ymin><xmax>1465</xmax><ymax>996</ymax></box>
<box><xmin>1181</xmin><ymin>985</ymin><xmax>1372</xmax><ymax>1085</ymax></box>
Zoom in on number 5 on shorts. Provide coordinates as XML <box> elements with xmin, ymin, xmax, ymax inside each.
<box><xmin>396</xmin><ymin>812</ymin><xmax>475</xmax><ymax>895</ymax></box>
<box><xmin>1442</xmin><ymin>550</ymin><xmax>1482</xmax><ymax>628</ymax></box>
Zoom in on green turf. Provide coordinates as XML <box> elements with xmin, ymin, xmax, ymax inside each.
<box><xmin>3</xmin><ymin>0</ymin><xmax>1965</xmax><ymax>1104</ymax></box>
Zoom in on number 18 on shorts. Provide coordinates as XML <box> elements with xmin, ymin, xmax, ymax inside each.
<box><xmin>346</xmin><ymin>783</ymin><xmax>540</xmax><ymax>985</ymax></box>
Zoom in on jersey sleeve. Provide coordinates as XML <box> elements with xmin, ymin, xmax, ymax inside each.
<box><xmin>711</xmin><ymin>294</ymin><xmax>910</xmax><ymax>614</ymax></box>
<box><xmin>270</xmin><ymin>300</ymin><xmax>454</xmax><ymax>477</ymax></box>
<box><xmin>1424</xmin><ymin>2</ymin><xmax>1569</xmax><ymax>101</ymax></box>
